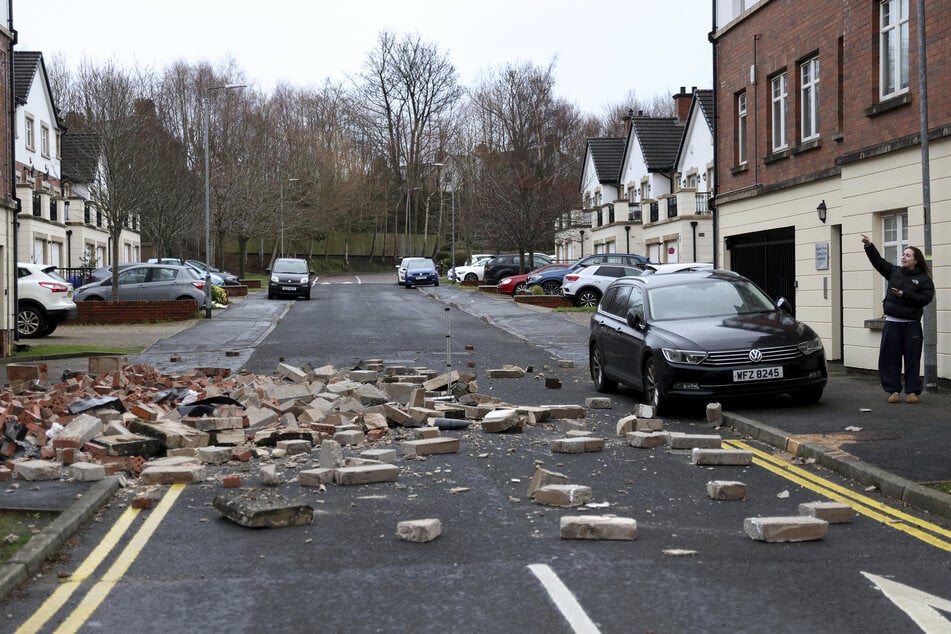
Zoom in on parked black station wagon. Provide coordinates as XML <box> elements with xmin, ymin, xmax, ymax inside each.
<box><xmin>588</xmin><ymin>269</ymin><xmax>827</xmax><ymax>412</ymax></box>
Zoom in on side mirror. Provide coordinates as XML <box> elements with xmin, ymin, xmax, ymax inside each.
<box><xmin>626</xmin><ymin>309</ymin><xmax>646</xmax><ymax>330</ymax></box>
<box><xmin>776</xmin><ymin>297</ymin><xmax>794</xmax><ymax>316</ymax></box>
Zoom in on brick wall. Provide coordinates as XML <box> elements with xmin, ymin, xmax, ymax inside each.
<box><xmin>75</xmin><ymin>300</ymin><xmax>199</xmax><ymax>325</ymax></box>
<box><xmin>715</xmin><ymin>0</ymin><xmax>951</xmax><ymax>200</ymax></box>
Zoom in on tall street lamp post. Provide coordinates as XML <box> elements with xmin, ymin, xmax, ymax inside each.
<box><xmin>203</xmin><ymin>83</ymin><xmax>245</xmax><ymax>318</ymax></box>
<box><xmin>280</xmin><ymin>177</ymin><xmax>300</xmax><ymax>257</ymax></box>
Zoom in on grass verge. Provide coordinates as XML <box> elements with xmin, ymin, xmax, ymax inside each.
<box><xmin>8</xmin><ymin>344</ymin><xmax>143</xmax><ymax>359</ymax></box>
<box><xmin>0</xmin><ymin>510</ymin><xmax>58</xmax><ymax>562</ymax></box>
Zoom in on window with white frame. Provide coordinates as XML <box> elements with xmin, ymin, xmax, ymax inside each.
<box><xmin>41</xmin><ymin>124</ymin><xmax>50</xmax><ymax>157</ymax></box>
<box><xmin>25</xmin><ymin>114</ymin><xmax>35</xmax><ymax>150</ymax></box>
<box><xmin>801</xmin><ymin>56</ymin><xmax>820</xmax><ymax>141</ymax></box>
<box><xmin>882</xmin><ymin>212</ymin><xmax>908</xmax><ymax>266</ymax></box>
<box><xmin>880</xmin><ymin>0</ymin><xmax>909</xmax><ymax>99</ymax></box>
<box><xmin>737</xmin><ymin>91</ymin><xmax>748</xmax><ymax>164</ymax></box>
<box><xmin>771</xmin><ymin>72</ymin><xmax>788</xmax><ymax>152</ymax></box>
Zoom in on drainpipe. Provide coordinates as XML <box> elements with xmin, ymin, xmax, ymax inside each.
<box><xmin>691</xmin><ymin>220</ymin><xmax>698</xmax><ymax>262</ymax></box>
<box><xmin>9</xmin><ymin>2</ymin><xmax>20</xmax><ymax>345</ymax></box>
<box><xmin>708</xmin><ymin>1</ymin><xmax>719</xmax><ymax>267</ymax></box>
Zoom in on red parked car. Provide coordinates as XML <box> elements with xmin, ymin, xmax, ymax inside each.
<box><xmin>496</xmin><ymin>263</ymin><xmax>571</xmax><ymax>296</ymax></box>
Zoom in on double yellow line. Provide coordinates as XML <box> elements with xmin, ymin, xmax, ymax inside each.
<box><xmin>17</xmin><ymin>484</ymin><xmax>184</xmax><ymax>634</ymax></box>
<box><xmin>725</xmin><ymin>439</ymin><xmax>951</xmax><ymax>552</ymax></box>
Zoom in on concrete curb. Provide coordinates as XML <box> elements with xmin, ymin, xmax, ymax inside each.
<box><xmin>0</xmin><ymin>475</ymin><xmax>122</xmax><ymax>603</ymax></box>
<box><xmin>722</xmin><ymin>411</ymin><xmax>951</xmax><ymax>521</ymax></box>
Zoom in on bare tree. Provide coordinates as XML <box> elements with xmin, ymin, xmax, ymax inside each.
<box><xmin>352</xmin><ymin>31</ymin><xmax>462</xmax><ymax>257</ymax></box>
<box><xmin>467</xmin><ymin>60</ymin><xmax>584</xmax><ymax>271</ymax></box>
<box><xmin>73</xmin><ymin>60</ymin><xmax>155</xmax><ymax>298</ymax></box>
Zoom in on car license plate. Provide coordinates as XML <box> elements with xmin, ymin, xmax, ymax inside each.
<box><xmin>281</xmin><ymin>286</ymin><xmax>296</xmax><ymax>291</ymax></box>
<box><xmin>733</xmin><ymin>367</ymin><xmax>783</xmax><ymax>382</ymax></box>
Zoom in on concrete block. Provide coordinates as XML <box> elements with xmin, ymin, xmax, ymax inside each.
<box><xmin>69</xmin><ymin>462</ymin><xmax>106</xmax><ymax>481</ymax></box>
<box><xmin>744</xmin><ymin>516</ymin><xmax>828</xmax><ymax>542</ymax></box>
<box><xmin>706</xmin><ymin>402</ymin><xmax>723</xmax><ymax>425</ymax></box>
<box><xmin>616</xmin><ymin>415</ymin><xmax>636</xmax><ymax>437</ymax></box>
<box><xmin>88</xmin><ymin>355</ymin><xmax>128</xmax><ymax>374</ymax></box>
<box><xmin>334</xmin><ymin>430</ymin><xmax>365</xmax><ymax>446</ymax></box>
<box><xmin>560</xmin><ymin>420</ymin><xmax>588</xmax><ymax>434</ymax></box>
<box><xmin>415</xmin><ymin>427</ymin><xmax>441</xmax><ymax>440</ymax></box>
<box><xmin>189</xmin><ymin>416</ymin><xmax>244</xmax><ymax>432</ymax></box>
<box><xmin>533</xmin><ymin>484</ymin><xmax>592</xmax><ymax>507</ymax></box>
<box><xmin>668</xmin><ymin>433</ymin><xmax>722</xmax><ymax>450</ymax></box>
<box><xmin>276</xmin><ymin>439</ymin><xmax>312</xmax><ymax>456</ymax></box>
<box><xmin>627</xmin><ymin>431</ymin><xmax>667</xmax><ymax>448</ymax></box>
<box><xmin>13</xmin><ymin>460</ymin><xmax>61</xmax><ymax>481</ymax></box>
<box><xmin>527</xmin><ymin>467</ymin><xmax>569</xmax><ymax>496</ymax></box>
<box><xmin>60</xmin><ymin>413</ymin><xmax>104</xmax><ymax>444</ymax></box>
<box><xmin>401</xmin><ymin>437</ymin><xmax>460</xmax><ymax>457</ymax></box>
<box><xmin>349</xmin><ymin>369</ymin><xmax>379</xmax><ymax>383</ymax></box>
<box><xmin>360</xmin><ymin>448</ymin><xmax>398</xmax><ymax>464</ymax></box>
<box><xmin>197</xmin><ymin>446</ymin><xmax>235</xmax><ymax>465</ymax></box>
<box><xmin>140</xmin><ymin>463</ymin><xmax>206</xmax><ymax>485</ymax></box>
<box><xmin>128</xmin><ymin>419</ymin><xmax>210</xmax><ymax>450</ymax></box>
<box><xmin>94</xmin><ymin>433</ymin><xmax>162</xmax><ymax>457</ymax></box>
<box><xmin>585</xmin><ymin>397</ymin><xmax>612</xmax><ymax>409</ymax></box>
<box><xmin>707</xmin><ymin>480</ymin><xmax>748</xmax><ymax>500</ymax></box>
<box><xmin>277</xmin><ymin>362</ymin><xmax>308</xmax><ymax>383</ymax></box>
<box><xmin>214</xmin><ymin>489</ymin><xmax>314</xmax><ymax>528</ymax></box>
<box><xmin>481</xmin><ymin>409</ymin><xmax>523</xmax><ymax>433</ymax></box>
<box><xmin>633</xmin><ymin>403</ymin><xmax>655</xmax><ymax>418</ymax></box>
<box><xmin>560</xmin><ymin>515</ymin><xmax>638</xmax><ymax>541</ymax></box>
<box><xmin>798</xmin><ymin>501</ymin><xmax>854</xmax><ymax>524</ymax></box>
<box><xmin>635</xmin><ymin>418</ymin><xmax>665</xmax><ymax>432</ymax></box>
<box><xmin>545</xmin><ymin>405</ymin><xmax>586</xmax><ymax>419</ymax></box>
<box><xmin>691</xmin><ymin>448</ymin><xmax>753</xmax><ymax>466</ymax></box>
<box><xmin>486</xmin><ymin>365</ymin><xmax>525</xmax><ymax>378</ymax></box>
<box><xmin>397</xmin><ymin>518</ymin><xmax>442</xmax><ymax>542</ymax></box>
<box><xmin>334</xmin><ymin>463</ymin><xmax>400</xmax><ymax>485</ymax></box>
<box><xmin>299</xmin><ymin>468</ymin><xmax>334</xmax><ymax>486</ymax></box>
<box><xmin>550</xmin><ymin>437</ymin><xmax>605</xmax><ymax>454</ymax></box>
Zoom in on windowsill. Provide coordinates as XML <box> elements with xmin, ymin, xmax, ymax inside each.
<box><xmin>730</xmin><ymin>163</ymin><xmax>749</xmax><ymax>175</ymax></box>
<box><xmin>865</xmin><ymin>317</ymin><xmax>884</xmax><ymax>331</ymax></box>
<box><xmin>763</xmin><ymin>149</ymin><xmax>789</xmax><ymax>164</ymax></box>
<box><xmin>791</xmin><ymin>138</ymin><xmax>822</xmax><ymax>155</ymax></box>
<box><xmin>864</xmin><ymin>92</ymin><xmax>912</xmax><ymax>117</ymax></box>
<box><xmin>831</xmin><ymin>131</ymin><xmax>844</xmax><ymax>142</ymax></box>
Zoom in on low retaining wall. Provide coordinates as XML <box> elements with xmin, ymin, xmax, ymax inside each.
<box><xmin>223</xmin><ymin>285</ymin><xmax>249</xmax><ymax>297</ymax></box>
<box><xmin>75</xmin><ymin>300</ymin><xmax>199</xmax><ymax>325</ymax></box>
<box><xmin>240</xmin><ymin>279</ymin><xmax>262</xmax><ymax>289</ymax></box>
<box><xmin>513</xmin><ymin>295</ymin><xmax>573</xmax><ymax>308</ymax></box>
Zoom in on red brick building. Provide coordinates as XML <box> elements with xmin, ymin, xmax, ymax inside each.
<box><xmin>713</xmin><ymin>0</ymin><xmax>949</xmax><ymax>380</ymax></box>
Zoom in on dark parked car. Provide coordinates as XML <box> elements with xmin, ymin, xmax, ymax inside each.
<box><xmin>483</xmin><ymin>253</ymin><xmax>553</xmax><ymax>285</ymax></box>
<box><xmin>588</xmin><ymin>269</ymin><xmax>827</xmax><ymax>413</ymax></box>
<box><xmin>527</xmin><ymin>253</ymin><xmax>650</xmax><ymax>295</ymax></box>
<box><xmin>74</xmin><ymin>263</ymin><xmax>207</xmax><ymax>307</ymax></box>
<box><xmin>268</xmin><ymin>258</ymin><xmax>313</xmax><ymax>300</ymax></box>
<box><xmin>401</xmin><ymin>258</ymin><xmax>439</xmax><ymax>288</ymax></box>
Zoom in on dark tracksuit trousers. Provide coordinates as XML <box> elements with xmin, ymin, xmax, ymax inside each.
<box><xmin>879</xmin><ymin>319</ymin><xmax>924</xmax><ymax>395</ymax></box>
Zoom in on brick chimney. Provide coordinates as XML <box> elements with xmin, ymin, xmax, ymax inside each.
<box><xmin>623</xmin><ymin>108</ymin><xmax>634</xmax><ymax>136</ymax></box>
<box><xmin>674</xmin><ymin>86</ymin><xmax>693</xmax><ymax>122</ymax></box>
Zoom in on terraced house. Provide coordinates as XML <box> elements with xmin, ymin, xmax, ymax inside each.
<box><xmin>713</xmin><ymin>0</ymin><xmax>949</xmax><ymax>381</ymax></box>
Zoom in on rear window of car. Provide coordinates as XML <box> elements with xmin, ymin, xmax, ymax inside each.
<box><xmin>274</xmin><ymin>259</ymin><xmax>309</xmax><ymax>274</ymax></box>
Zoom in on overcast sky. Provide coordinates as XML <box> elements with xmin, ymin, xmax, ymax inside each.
<box><xmin>14</xmin><ymin>0</ymin><xmax>714</xmax><ymax>117</ymax></box>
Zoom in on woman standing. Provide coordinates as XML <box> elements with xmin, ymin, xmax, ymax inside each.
<box><xmin>861</xmin><ymin>234</ymin><xmax>935</xmax><ymax>403</ymax></box>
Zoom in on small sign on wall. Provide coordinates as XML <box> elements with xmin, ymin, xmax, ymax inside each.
<box><xmin>815</xmin><ymin>242</ymin><xmax>829</xmax><ymax>270</ymax></box>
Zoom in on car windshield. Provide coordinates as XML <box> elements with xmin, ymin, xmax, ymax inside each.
<box><xmin>274</xmin><ymin>260</ymin><xmax>308</xmax><ymax>274</ymax></box>
<box><xmin>647</xmin><ymin>278</ymin><xmax>776</xmax><ymax>320</ymax></box>
<box><xmin>408</xmin><ymin>259</ymin><xmax>436</xmax><ymax>269</ymax></box>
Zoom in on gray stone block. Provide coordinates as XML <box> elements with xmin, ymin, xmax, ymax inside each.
<box><xmin>798</xmin><ymin>501</ymin><xmax>854</xmax><ymax>523</ymax></box>
<box><xmin>707</xmin><ymin>480</ymin><xmax>748</xmax><ymax>500</ymax></box>
<box><xmin>397</xmin><ymin>518</ymin><xmax>442</xmax><ymax>542</ymax></box>
<box><xmin>691</xmin><ymin>448</ymin><xmax>753</xmax><ymax>466</ymax></box>
<box><xmin>560</xmin><ymin>515</ymin><xmax>638</xmax><ymax>541</ymax></box>
<box><xmin>334</xmin><ymin>463</ymin><xmax>400</xmax><ymax>485</ymax></box>
<box><xmin>744</xmin><ymin>516</ymin><xmax>829</xmax><ymax>542</ymax></box>
<box><xmin>533</xmin><ymin>484</ymin><xmax>592</xmax><ymax>507</ymax></box>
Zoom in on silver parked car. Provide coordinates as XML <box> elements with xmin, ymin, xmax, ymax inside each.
<box><xmin>74</xmin><ymin>263</ymin><xmax>207</xmax><ymax>307</ymax></box>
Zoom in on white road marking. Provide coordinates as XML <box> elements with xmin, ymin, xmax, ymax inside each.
<box><xmin>863</xmin><ymin>572</ymin><xmax>951</xmax><ymax>632</ymax></box>
<box><xmin>528</xmin><ymin>564</ymin><xmax>601</xmax><ymax>634</ymax></box>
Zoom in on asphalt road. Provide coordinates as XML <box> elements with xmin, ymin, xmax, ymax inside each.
<box><xmin>4</xmin><ymin>276</ymin><xmax>951</xmax><ymax>633</ymax></box>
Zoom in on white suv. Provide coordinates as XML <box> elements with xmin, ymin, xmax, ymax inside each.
<box><xmin>17</xmin><ymin>263</ymin><xmax>78</xmax><ymax>338</ymax></box>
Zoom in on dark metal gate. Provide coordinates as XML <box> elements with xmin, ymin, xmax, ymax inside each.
<box><xmin>726</xmin><ymin>227</ymin><xmax>796</xmax><ymax>312</ymax></box>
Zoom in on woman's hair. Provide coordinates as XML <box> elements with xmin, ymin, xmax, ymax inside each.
<box><xmin>906</xmin><ymin>246</ymin><xmax>931</xmax><ymax>276</ymax></box>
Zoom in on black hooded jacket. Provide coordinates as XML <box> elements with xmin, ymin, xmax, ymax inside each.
<box><xmin>864</xmin><ymin>243</ymin><xmax>935</xmax><ymax>320</ymax></box>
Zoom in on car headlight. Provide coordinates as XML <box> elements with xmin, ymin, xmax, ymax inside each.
<box><xmin>798</xmin><ymin>337</ymin><xmax>824</xmax><ymax>355</ymax></box>
<box><xmin>500</xmin><ymin>278</ymin><xmax>512</xmax><ymax>285</ymax></box>
<box><xmin>270</xmin><ymin>274</ymin><xmax>279</xmax><ymax>283</ymax></box>
<box><xmin>299</xmin><ymin>275</ymin><xmax>309</xmax><ymax>283</ymax></box>
<box><xmin>527</xmin><ymin>276</ymin><xmax>539</xmax><ymax>283</ymax></box>
<box><xmin>661</xmin><ymin>348</ymin><xmax>707</xmax><ymax>364</ymax></box>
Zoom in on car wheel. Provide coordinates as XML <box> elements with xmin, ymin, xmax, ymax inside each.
<box><xmin>590</xmin><ymin>344</ymin><xmax>618</xmax><ymax>393</ymax></box>
<box><xmin>304</xmin><ymin>292</ymin><xmax>311</xmax><ymax>300</ymax></box>
<box><xmin>17</xmin><ymin>306</ymin><xmax>47</xmax><ymax>338</ymax></box>
<box><xmin>41</xmin><ymin>322</ymin><xmax>57</xmax><ymax>337</ymax></box>
<box><xmin>541</xmin><ymin>280</ymin><xmax>561</xmax><ymax>295</ymax></box>
<box><xmin>434</xmin><ymin>280</ymin><xmax>439</xmax><ymax>287</ymax></box>
<box><xmin>576</xmin><ymin>288</ymin><xmax>601</xmax><ymax>307</ymax></box>
<box><xmin>643</xmin><ymin>356</ymin><xmax>666</xmax><ymax>413</ymax></box>
<box><xmin>791</xmin><ymin>385</ymin><xmax>824</xmax><ymax>404</ymax></box>
<box><xmin>268</xmin><ymin>291</ymin><xmax>274</xmax><ymax>299</ymax></box>
<box><xmin>464</xmin><ymin>273</ymin><xmax>477</xmax><ymax>282</ymax></box>
<box><xmin>513</xmin><ymin>282</ymin><xmax>527</xmax><ymax>295</ymax></box>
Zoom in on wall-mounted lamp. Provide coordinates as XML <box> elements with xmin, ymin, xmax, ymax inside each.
<box><xmin>816</xmin><ymin>200</ymin><xmax>827</xmax><ymax>223</ymax></box>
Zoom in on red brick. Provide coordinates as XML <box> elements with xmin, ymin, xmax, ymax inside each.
<box><xmin>221</xmin><ymin>474</ymin><xmax>241</xmax><ymax>487</ymax></box>
<box><xmin>131</xmin><ymin>496</ymin><xmax>152</xmax><ymax>509</ymax></box>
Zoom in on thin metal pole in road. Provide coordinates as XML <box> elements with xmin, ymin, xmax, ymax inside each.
<box><xmin>445</xmin><ymin>306</ymin><xmax>453</xmax><ymax>393</ymax></box>
<box><xmin>203</xmin><ymin>95</ymin><xmax>212</xmax><ymax>319</ymax></box>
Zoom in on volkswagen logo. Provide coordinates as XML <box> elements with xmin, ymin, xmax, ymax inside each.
<box><xmin>748</xmin><ymin>349</ymin><xmax>763</xmax><ymax>363</ymax></box>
